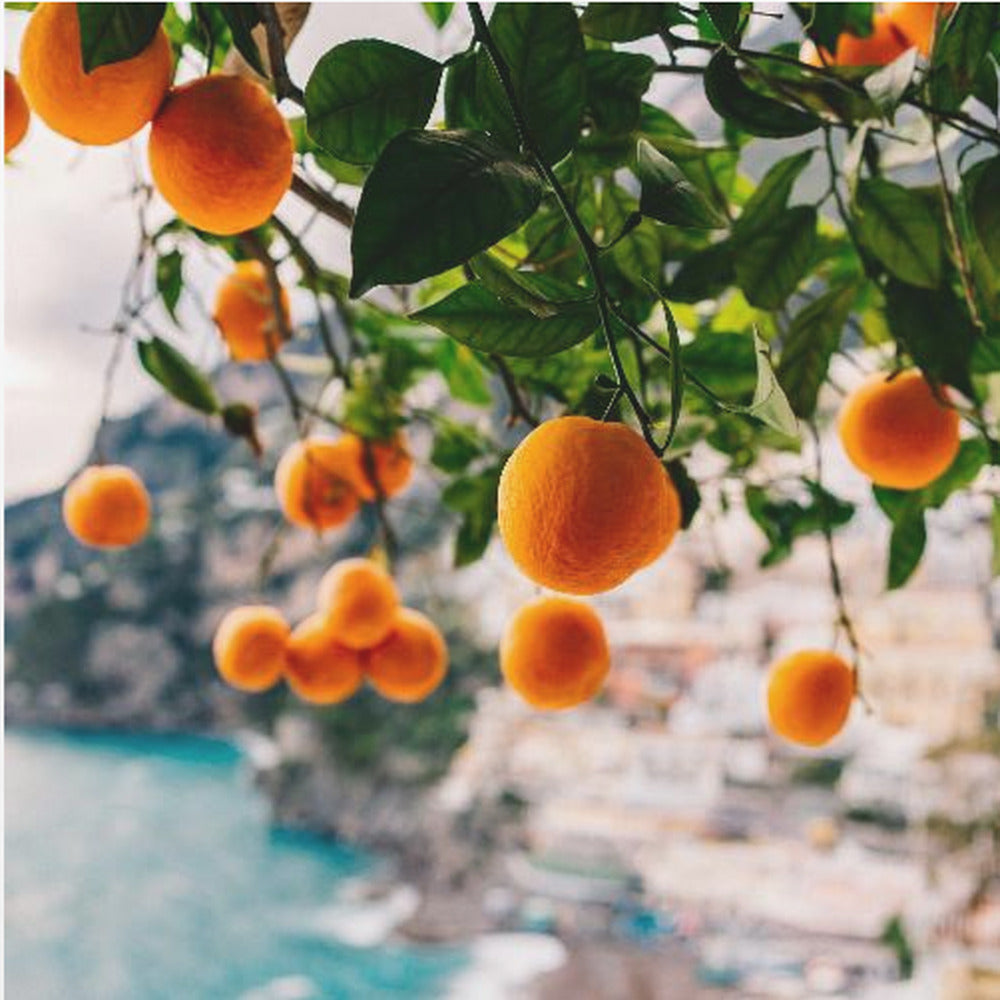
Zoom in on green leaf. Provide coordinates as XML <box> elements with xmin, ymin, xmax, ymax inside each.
<box><xmin>668</xmin><ymin>241</ymin><xmax>735</xmax><ymax>304</ymax></box>
<box><xmin>796</xmin><ymin>3</ymin><xmax>874</xmax><ymax>53</ymax></box>
<box><xmin>430</xmin><ymin>419</ymin><xmax>487</xmax><ymax>473</ymax></box>
<box><xmin>864</xmin><ymin>47</ymin><xmax>917</xmax><ymax>119</ymax></box>
<box><xmin>666</xmin><ymin>458</ymin><xmax>701</xmax><ymax>528</ymax></box>
<box><xmin>635</xmin><ymin>139</ymin><xmax>727</xmax><ymax>230</ymax></box>
<box><xmin>745</xmin><ymin>480</ymin><xmax>854</xmax><ymax>567</ymax></box>
<box><xmin>476</xmin><ymin>3</ymin><xmax>586</xmax><ymax>166</ymax></box>
<box><xmin>350</xmin><ymin>129</ymin><xmax>544</xmax><ymax>297</ymax></box>
<box><xmin>747</xmin><ymin>329</ymin><xmax>798</xmax><ymax>437</ymax></box>
<box><xmin>306</xmin><ymin>40</ymin><xmax>442</xmax><ymax>165</ymax></box>
<box><xmin>217</xmin><ymin>4</ymin><xmax>266</xmax><ymax>76</ymax></box>
<box><xmin>136</xmin><ymin>337</ymin><xmax>219</xmax><ymax>416</ymax></box>
<box><xmin>579</xmin><ymin>3</ymin><xmax>668</xmax><ymax>41</ymax></box>
<box><xmin>682</xmin><ymin>330</ymin><xmax>757</xmax><ymax>397</ymax></box>
<box><xmin>886</xmin><ymin>502</ymin><xmax>926</xmax><ymax>589</ymax></box>
<box><xmin>854</xmin><ymin>179</ymin><xmax>944</xmax><ymax>289</ymax></box>
<box><xmin>884</xmin><ymin>281</ymin><xmax>976</xmax><ymax>397</ymax></box>
<box><xmin>930</xmin><ymin>3</ymin><xmax>997</xmax><ymax>111</ymax></box>
<box><xmin>411</xmin><ymin>282</ymin><xmax>599</xmax><ymax>358</ymax></box>
<box><xmin>444</xmin><ymin>49</ymin><xmax>480</xmax><ymax>130</ymax></box>
<box><xmin>734</xmin><ymin>149</ymin><xmax>813</xmax><ymax>244</ymax></box>
<box><xmin>966</xmin><ymin>155</ymin><xmax>1000</xmax><ymax>265</ymax></box>
<box><xmin>704</xmin><ymin>50</ymin><xmax>821</xmax><ymax>139</ymax></box>
<box><xmin>76</xmin><ymin>3</ymin><xmax>165</xmax><ymax>73</ymax></box>
<box><xmin>155</xmin><ymin>250</ymin><xmax>183</xmax><ymax>322</ymax></box>
<box><xmin>703</xmin><ymin>3</ymin><xmax>742</xmax><ymax>44</ymax></box>
<box><xmin>436</xmin><ymin>339</ymin><xmax>493</xmax><ymax>406</ymax></box>
<box><xmin>423</xmin><ymin>2</ymin><xmax>454</xmax><ymax>29</ymax></box>
<box><xmin>584</xmin><ymin>50</ymin><xmax>655</xmax><ymax>135</ymax></box>
<box><xmin>734</xmin><ymin>206</ymin><xmax>817</xmax><ymax>310</ymax></box>
<box><xmin>469</xmin><ymin>252</ymin><xmax>591</xmax><ymax>317</ymax></box>
<box><xmin>777</xmin><ymin>284</ymin><xmax>856</xmax><ymax>419</ymax></box>
<box><xmin>442</xmin><ymin>463</ymin><xmax>503</xmax><ymax>566</ymax></box>
<box><xmin>665</xmin><ymin>299</ymin><xmax>684</xmax><ymax>447</ymax></box>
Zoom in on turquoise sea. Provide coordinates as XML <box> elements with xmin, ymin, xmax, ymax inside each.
<box><xmin>5</xmin><ymin>730</ymin><xmax>466</xmax><ymax>999</ymax></box>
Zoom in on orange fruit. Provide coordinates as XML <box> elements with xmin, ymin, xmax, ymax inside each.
<box><xmin>149</xmin><ymin>75</ymin><xmax>293</xmax><ymax>235</ymax></box>
<box><xmin>497</xmin><ymin>416</ymin><xmax>681</xmax><ymax>595</ymax></box>
<box><xmin>833</xmin><ymin>12</ymin><xmax>909</xmax><ymax>66</ymax></box>
<box><xmin>365</xmin><ymin>609</ymin><xmax>448</xmax><ymax>703</ymax></box>
<box><xmin>62</xmin><ymin>464</ymin><xmax>151</xmax><ymax>549</ymax></box>
<box><xmin>316</xmin><ymin>558</ymin><xmax>400</xmax><ymax>650</ymax></box>
<box><xmin>19</xmin><ymin>3</ymin><xmax>172</xmax><ymax>145</ymax></box>
<box><xmin>837</xmin><ymin>370</ymin><xmax>960</xmax><ymax>490</ymax></box>
<box><xmin>886</xmin><ymin>2</ymin><xmax>953</xmax><ymax>57</ymax></box>
<box><xmin>285</xmin><ymin>613</ymin><xmax>364</xmax><ymax>705</ymax></box>
<box><xmin>4</xmin><ymin>70</ymin><xmax>30</xmax><ymax>155</ymax></box>
<box><xmin>213</xmin><ymin>260</ymin><xmax>291</xmax><ymax>362</ymax></box>
<box><xmin>766</xmin><ymin>649</ymin><xmax>855</xmax><ymax>747</ymax></box>
<box><xmin>274</xmin><ymin>437</ymin><xmax>362</xmax><ymax>532</ymax></box>
<box><xmin>500</xmin><ymin>597</ymin><xmax>610</xmax><ymax>711</ymax></box>
<box><xmin>345</xmin><ymin>432</ymin><xmax>415</xmax><ymax>501</ymax></box>
<box><xmin>212</xmin><ymin>605</ymin><xmax>289</xmax><ymax>693</ymax></box>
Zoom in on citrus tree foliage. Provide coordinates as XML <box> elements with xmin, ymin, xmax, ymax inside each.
<box><xmin>73</xmin><ymin>3</ymin><xmax>1000</xmax><ymax>588</ymax></box>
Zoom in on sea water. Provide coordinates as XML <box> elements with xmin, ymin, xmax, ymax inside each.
<box><xmin>5</xmin><ymin>729</ymin><xmax>466</xmax><ymax>999</ymax></box>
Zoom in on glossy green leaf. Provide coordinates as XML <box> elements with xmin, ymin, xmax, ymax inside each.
<box><xmin>77</xmin><ymin>3</ymin><xmax>165</xmax><ymax>73</ymax></box>
<box><xmin>476</xmin><ymin>3</ymin><xmax>586</xmax><ymax>166</ymax></box>
<box><xmin>584</xmin><ymin>50</ymin><xmax>656</xmax><ymax>135</ymax></box>
<box><xmin>668</xmin><ymin>241</ymin><xmax>736</xmax><ymax>304</ymax></box>
<box><xmin>703</xmin><ymin>3</ymin><xmax>742</xmax><ymax>44</ymax></box>
<box><xmin>350</xmin><ymin>129</ymin><xmax>543</xmax><ymax>297</ymax></box>
<box><xmin>854</xmin><ymin>179</ymin><xmax>944</xmax><ymax>289</ymax></box>
<box><xmin>704</xmin><ymin>51</ymin><xmax>821</xmax><ymax>139</ymax></box>
<box><xmin>886</xmin><ymin>502</ymin><xmax>926</xmax><ymax>590</ymax></box>
<box><xmin>777</xmin><ymin>284</ymin><xmax>856</xmax><ymax>418</ymax></box>
<box><xmin>469</xmin><ymin>252</ymin><xmax>591</xmax><ymax>317</ymax></box>
<box><xmin>884</xmin><ymin>281</ymin><xmax>976</xmax><ymax>397</ymax></box>
<box><xmin>444</xmin><ymin>49</ymin><xmax>480</xmax><ymax>130</ymax></box>
<box><xmin>930</xmin><ymin>3</ymin><xmax>997</xmax><ymax>111</ymax></box>
<box><xmin>635</xmin><ymin>139</ymin><xmax>727</xmax><ymax>230</ymax></box>
<box><xmin>423</xmin><ymin>2</ymin><xmax>454</xmax><ymax>29</ymax></box>
<box><xmin>966</xmin><ymin>155</ymin><xmax>1000</xmax><ymax>264</ymax></box>
<box><xmin>435</xmin><ymin>339</ymin><xmax>493</xmax><ymax>406</ymax></box>
<box><xmin>733</xmin><ymin>149</ymin><xmax>813</xmax><ymax>243</ymax></box>
<box><xmin>411</xmin><ymin>282</ymin><xmax>599</xmax><ymax>358</ymax></box>
<box><xmin>745</xmin><ymin>329</ymin><xmax>798</xmax><ymax>438</ymax></box>
<box><xmin>136</xmin><ymin>337</ymin><xmax>219</xmax><ymax>416</ymax></box>
<box><xmin>734</xmin><ymin>206</ymin><xmax>817</xmax><ymax>310</ymax></box>
<box><xmin>306</xmin><ymin>40</ymin><xmax>442</xmax><ymax>164</ymax></box>
<box><xmin>155</xmin><ymin>250</ymin><xmax>183</xmax><ymax>322</ymax></box>
<box><xmin>579</xmin><ymin>3</ymin><xmax>668</xmax><ymax>41</ymax></box>
<box><xmin>217</xmin><ymin>4</ymin><xmax>265</xmax><ymax>76</ymax></box>
<box><xmin>603</xmin><ymin>183</ymin><xmax>662</xmax><ymax>289</ymax></box>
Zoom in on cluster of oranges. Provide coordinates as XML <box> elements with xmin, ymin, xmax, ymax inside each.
<box><xmin>21</xmin><ymin>4</ymin><xmax>968</xmax><ymax>747</ymax></box>
<box><xmin>802</xmin><ymin>2</ymin><xmax>950</xmax><ymax>68</ymax></box>
<box><xmin>10</xmin><ymin>3</ymin><xmax>293</xmax><ymax>234</ymax></box>
<box><xmin>212</xmin><ymin>558</ymin><xmax>448</xmax><ymax>705</ymax></box>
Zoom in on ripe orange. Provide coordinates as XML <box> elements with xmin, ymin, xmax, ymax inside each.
<box><xmin>500</xmin><ymin>597</ymin><xmax>610</xmax><ymax>711</ymax></box>
<box><xmin>19</xmin><ymin>3</ymin><xmax>172</xmax><ymax>145</ymax></box>
<box><xmin>837</xmin><ymin>370</ymin><xmax>960</xmax><ymax>490</ymax></box>
<box><xmin>766</xmin><ymin>649</ymin><xmax>855</xmax><ymax>747</ymax></box>
<box><xmin>4</xmin><ymin>71</ymin><xmax>30</xmax><ymax>155</ymax></box>
<box><xmin>345</xmin><ymin>433</ymin><xmax>415</xmax><ymax>501</ymax></box>
<box><xmin>212</xmin><ymin>605</ymin><xmax>289</xmax><ymax>693</ymax></box>
<box><xmin>316</xmin><ymin>558</ymin><xmax>400</xmax><ymax>650</ymax></box>
<box><xmin>274</xmin><ymin>437</ymin><xmax>362</xmax><ymax>532</ymax></box>
<box><xmin>213</xmin><ymin>260</ymin><xmax>291</xmax><ymax>362</ymax></box>
<box><xmin>149</xmin><ymin>75</ymin><xmax>293</xmax><ymax>236</ymax></box>
<box><xmin>365</xmin><ymin>609</ymin><xmax>448</xmax><ymax>703</ymax></box>
<box><xmin>497</xmin><ymin>417</ymin><xmax>681</xmax><ymax>595</ymax></box>
<box><xmin>285</xmin><ymin>613</ymin><xmax>364</xmax><ymax>704</ymax></box>
<box><xmin>886</xmin><ymin>2</ymin><xmax>952</xmax><ymax>57</ymax></box>
<box><xmin>62</xmin><ymin>464</ymin><xmax>151</xmax><ymax>549</ymax></box>
<box><xmin>833</xmin><ymin>12</ymin><xmax>909</xmax><ymax>66</ymax></box>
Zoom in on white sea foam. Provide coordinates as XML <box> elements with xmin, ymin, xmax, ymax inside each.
<box><xmin>445</xmin><ymin>933</ymin><xmax>568</xmax><ymax>1000</ymax></box>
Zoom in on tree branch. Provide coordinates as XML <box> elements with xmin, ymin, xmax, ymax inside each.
<box><xmin>289</xmin><ymin>173</ymin><xmax>356</xmax><ymax>228</ymax></box>
<box><xmin>256</xmin><ymin>2</ymin><xmax>306</xmax><ymax>107</ymax></box>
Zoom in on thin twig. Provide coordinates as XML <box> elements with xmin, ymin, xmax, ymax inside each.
<box><xmin>289</xmin><ymin>173</ymin><xmax>355</xmax><ymax>228</ymax></box>
<box><xmin>256</xmin><ymin>2</ymin><xmax>306</xmax><ymax>107</ymax></box>
<box><xmin>490</xmin><ymin>354</ymin><xmax>540</xmax><ymax>427</ymax></box>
